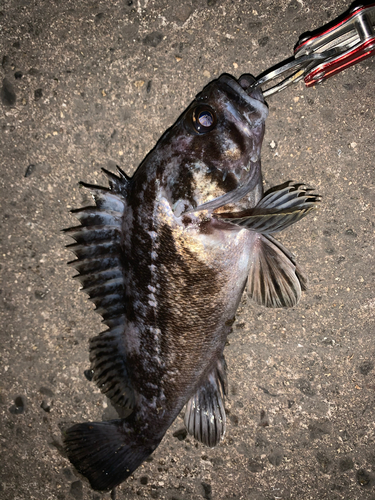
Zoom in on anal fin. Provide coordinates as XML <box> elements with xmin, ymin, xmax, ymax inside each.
<box><xmin>184</xmin><ymin>357</ymin><xmax>227</xmax><ymax>448</ymax></box>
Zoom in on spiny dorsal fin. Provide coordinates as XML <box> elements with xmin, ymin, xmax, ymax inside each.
<box><xmin>66</xmin><ymin>175</ymin><xmax>134</xmax><ymax>408</ymax></box>
<box><xmin>67</xmin><ymin>176</ymin><xmax>128</xmax><ymax>325</ymax></box>
<box><xmin>115</xmin><ymin>165</ymin><xmax>130</xmax><ymax>181</ymax></box>
<box><xmin>101</xmin><ymin>166</ymin><xmax>130</xmax><ymax>193</ymax></box>
<box><xmin>184</xmin><ymin>357</ymin><xmax>227</xmax><ymax>448</ymax></box>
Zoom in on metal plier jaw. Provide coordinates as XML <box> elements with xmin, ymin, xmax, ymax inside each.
<box><xmin>253</xmin><ymin>2</ymin><xmax>375</xmax><ymax>96</ymax></box>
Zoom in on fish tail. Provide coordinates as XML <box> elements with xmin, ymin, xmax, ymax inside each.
<box><xmin>63</xmin><ymin>418</ymin><xmax>159</xmax><ymax>491</ymax></box>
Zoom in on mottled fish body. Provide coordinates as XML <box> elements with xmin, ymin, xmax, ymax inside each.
<box><xmin>64</xmin><ymin>74</ymin><xmax>319</xmax><ymax>490</ymax></box>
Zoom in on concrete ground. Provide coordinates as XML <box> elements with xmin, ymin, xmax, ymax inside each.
<box><xmin>0</xmin><ymin>0</ymin><xmax>374</xmax><ymax>499</ymax></box>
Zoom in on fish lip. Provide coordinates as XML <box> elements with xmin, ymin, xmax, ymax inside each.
<box><xmin>218</xmin><ymin>73</ymin><xmax>268</xmax><ymax>120</ymax></box>
<box><xmin>238</xmin><ymin>74</ymin><xmax>256</xmax><ymax>88</ymax></box>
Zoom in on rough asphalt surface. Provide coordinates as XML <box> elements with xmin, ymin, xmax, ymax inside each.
<box><xmin>1</xmin><ymin>0</ymin><xmax>374</xmax><ymax>499</ymax></box>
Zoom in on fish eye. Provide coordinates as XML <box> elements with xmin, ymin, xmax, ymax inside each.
<box><xmin>192</xmin><ymin>105</ymin><xmax>216</xmax><ymax>134</ymax></box>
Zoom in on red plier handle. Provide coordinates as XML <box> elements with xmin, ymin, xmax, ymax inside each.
<box><xmin>295</xmin><ymin>3</ymin><xmax>375</xmax><ymax>86</ymax></box>
<box><xmin>252</xmin><ymin>2</ymin><xmax>375</xmax><ymax>96</ymax></box>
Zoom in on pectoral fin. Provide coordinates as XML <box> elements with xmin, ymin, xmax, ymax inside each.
<box><xmin>184</xmin><ymin>357</ymin><xmax>227</xmax><ymax>448</ymax></box>
<box><xmin>247</xmin><ymin>233</ymin><xmax>307</xmax><ymax>308</ymax></box>
<box><xmin>215</xmin><ymin>182</ymin><xmax>320</xmax><ymax>234</ymax></box>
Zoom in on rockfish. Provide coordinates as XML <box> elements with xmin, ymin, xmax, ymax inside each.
<box><xmin>63</xmin><ymin>74</ymin><xmax>319</xmax><ymax>491</ymax></box>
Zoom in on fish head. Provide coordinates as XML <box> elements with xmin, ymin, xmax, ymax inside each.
<box><xmin>161</xmin><ymin>73</ymin><xmax>269</xmax><ymax>212</ymax></box>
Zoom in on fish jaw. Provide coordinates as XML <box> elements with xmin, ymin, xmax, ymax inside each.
<box><xmin>219</xmin><ymin>73</ymin><xmax>269</xmax><ymax>130</ymax></box>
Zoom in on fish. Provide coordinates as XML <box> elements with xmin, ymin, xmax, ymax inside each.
<box><xmin>63</xmin><ymin>73</ymin><xmax>320</xmax><ymax>491</ymax></box>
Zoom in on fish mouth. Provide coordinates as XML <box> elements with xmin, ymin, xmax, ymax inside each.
<box><xmin>238</xmin><ymin>74</ymin><xmax>256</xmax><ymax>87</ymax></box>
<box><xmin>218</xmin><ymin>73</ymin><xmax>268</xmax><ymax>121</ymax></box>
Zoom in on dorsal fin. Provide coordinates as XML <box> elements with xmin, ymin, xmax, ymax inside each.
<box><xmin>65</xmin><ymin>173</ymin><xmax>134</xmax><ymax>408</ymax></box>
<box><xmin>101</xmin><ymin>166</ymin><xmax>130</xmax><ymax>193</ymax></box>
<box><xmin>65</xmin><ymin>176</ymin><xmax>128</xmax><ymax>326</ymax></box>
<box><xmin>115</xmin><ymin>165</ymin><xmax>131</xmax><ymax>181</ymax></box>
<box><xmin>89</xmin><ymin>326</ymin><xmax>134</xmax><ymax>408</ymax></box>
<box><xmin>184</xmin><ymin>356</ymin><xmax>227</xmax><ymax>448</ymax></box>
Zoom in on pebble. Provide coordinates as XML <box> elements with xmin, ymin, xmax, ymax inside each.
<box><xmin>268</xmin><ymin>449</ymin><xmax>284</xmax><ymax>467</ymax></box>
<box><xmin>201</xmin><ymin>482</ymin><xmax>212</xmax><ymax>500</ymax></box>
<box><xmin>143</xmin><ymin>32</ymin><xmax>163</xmax><ymax>48</ymax></box>
<box><xmin>9</xmin><ymin>395</ymin><xmax>27</xmax><ymax>414</ymax></box>
<box><xmin>359</xmin><ymin>360</ymin><xmax>374</xmax><ymax>375</ymax></box>
<box><xmin>309</xmin><ymin>421</ymin><xmax>332</xmax><ymax>440</ymax></box>
<box><xmin>24</xmin><ymin>164</ymin><xmax>35</xmax><ymax>178</ymax></box>
<box><xmin>356</xmin><ymin>469</ymin><xmax>373</xmax><ymax>488</ymax></box>
<box><xmin>172</xmin><ymin>428</ymin><xmax>187</xmax><ymax>441</ymax></box>
<box><xmin>259</xmin><ymin>409</ymin><xmax>269</xmax><ymax>427</ymax></box>
<box><xmin>2</xmin><ymin>55</ymin><xmax>11</xmax><ymax>71</ymax></box>
<box><xmin>84</xmin><ymin>369</ymin><xmax>94</xmax><ymax>381</ymax></box>
<box><xmin>258</xmin><ymin>36</ymin><xmax>269</xmax><ymax>47</ymax></box>
<box><xmin>34</xmin><ymin>88</ymin><xmax>43</xmax><ymax>101</ymax></box>
<box><xmin>248</xmin><ymin>459</ymin><xmax>263</xmax><ymax>472</ymax></box>
<box><xmin>39</xmin><ymin>386</ymin><xmax>54</xmax><ymax>397</ymax></box>
<box><xmin>62</xmin><ymin>467</ymin><xmax>74</xmax><ymax>479</ymax></box>
<box><xmin>339</xmin><ymin>456</ymin><xmax>354</xmax><ymax>472</ymax></box>
<box><xmin>40</xmin><ymin>399</ymin><xmax>52</xmax><ymax>412</ymax></box>
<box><xmin>69</xmin><ymin>480</ymin><xmax>83</xmax><ymax>499</ymax></box>
<box><xmin>316</xmin><ymin>451</ymin><xmax>332</xmax><ymax>473</ymax></box>
<box><xmin>1</xmin><ymin>78</ymin><xmax>16</xmax><ymax>106</ymax></box>
<box><xmin>295</xmin><ymin>378</ymin><xmax>315</xmax><ymax>396</ymax></box>
<box><xmin>94</xmin><ymin>12</ymin><xmax>104</xmax><ymax>23</ymax></box>
<box><xmin>171</xmin><ymin>4</ymin><xmax>193</xmax><ymax>23</ymax></box>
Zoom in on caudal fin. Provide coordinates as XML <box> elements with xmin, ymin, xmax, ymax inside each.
<box><xmin>63</xmin><ymin>418</ymin><xmax>158</xmax><ymax>491</ymax></box>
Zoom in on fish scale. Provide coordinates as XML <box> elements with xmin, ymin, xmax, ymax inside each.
<box><xmin>63</xmin><ymin>73</ymin><xmax>320</xmax><ymax>491</ymax></box>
